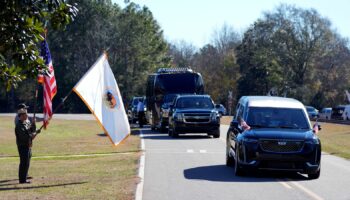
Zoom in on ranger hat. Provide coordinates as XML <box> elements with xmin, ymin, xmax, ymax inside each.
<box><xmin>17</xmin><ymin>103</ymin><xmax>29</xmax><ymax>109</ymax></box>
<box><xmin>17</xmin><ymin>108</ymin><xmax>28</xmax><ymax>114</ymax></box>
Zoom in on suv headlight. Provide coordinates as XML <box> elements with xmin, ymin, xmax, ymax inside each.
<box><xmin>174</xmin><ymin>113</ymin><xmax>183</xmax><ymax>122</ymax></box>
<box><xmin>211</xmin><ymin>112</ymin><xmax>219</xmax><ymax>121</ymax></box>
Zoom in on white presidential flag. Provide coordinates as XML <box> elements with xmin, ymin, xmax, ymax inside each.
<box><xmin>73</xmin><ymin>53</ymin><xmax>130</xmax><ymax>146</ymax></box>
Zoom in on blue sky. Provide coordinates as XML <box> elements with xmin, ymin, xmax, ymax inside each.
<box><xmin>113</xmin><ymin>0</ymin><xmax>349</xmax><ymax>48</ymax></box>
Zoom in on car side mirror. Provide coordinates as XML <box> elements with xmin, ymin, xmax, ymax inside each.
<box><xmin>313</xmin><ymin>123</ymin><xmax>322</xmax><ymax>133</ymax></box>
<box><xmin>215</xmin><ymin>104</ymin><xmax>220</xmax><ymax>109</ymax></box>
<box><xmin>230</xmin><ymin>120</ymin><xmax>242</xmax><ymax>134</ymax></box>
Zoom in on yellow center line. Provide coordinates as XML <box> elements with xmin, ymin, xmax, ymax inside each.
<box><xmin>277</xmin><ymin>179</ymin><xmax>293</xmax><ymax>189</ymax></box>
<box><xmin>288</xmin><ymin>179</ymin><xmax>324</xmax><ymax>200</ymax></box>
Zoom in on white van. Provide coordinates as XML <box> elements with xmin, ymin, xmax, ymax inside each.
<box><xmin>319</xmin><ymin>107</ymin><xmax>332</xmax><ymax>120</ymax></box>
<box><xmin>343</xmin><ymin>105</ymin><xmax>350</xmax><ymax>120</ymax></box>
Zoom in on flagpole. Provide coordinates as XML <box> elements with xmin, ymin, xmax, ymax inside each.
<box><xmin>38</xmin><ymin>89</ymin><xmax>74</xmax><ymax>131</ymax></box>
<box><xmin>32</xmin><ymin>84</ymin><xmax>39</xmax><ymax>123</ymax></box>
<box><xmin>34</xmin><ymin>28</ymin><xmax>48</xmax><ymax>124</ymax></box>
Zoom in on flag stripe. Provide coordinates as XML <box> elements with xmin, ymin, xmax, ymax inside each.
<box><xmin>40</xmin><ymin>40</ymin><xmax>57</xmax><ymax>129</ymax></box>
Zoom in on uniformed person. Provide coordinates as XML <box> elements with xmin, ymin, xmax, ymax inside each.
<box><xmin>137</xmin><ymin>98</ymin><xmax>145</xmax><ymax>128</ymax></box>
<box><xmin>14</xmin><ymin>103</ymin><xmax>30</xmax><ymax>125</ymax></box>
<box><xmin>15</xmin><ymin>106</ymin><xmax>40</xmax><ymax>184</ymax></box>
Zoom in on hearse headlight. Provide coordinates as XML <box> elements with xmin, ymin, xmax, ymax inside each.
<box><xmin>174</xmin><ymin>113</ymin><xmax>183</xmax><ymax>122</ymax></box>
<box><xmin>305</xmin><ymin>135</ymin><xmax>320</xmax><ymax>144</ymax></box>
<box><xmin>242</xmin><ymin>137</ymin><xmax>258</xmax><ymax>143</ymax></box>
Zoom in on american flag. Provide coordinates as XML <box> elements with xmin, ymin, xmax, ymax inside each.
<box><xmin>39</xmin><ymin>40</ymin><xmax>57</xmax><ymax>128</ymax></box>
<box><xmin>313</xmin><ymin>122</ymin><xmax>319</xmax><ymax>134</ymax></box>
<box><xmin>240</xmin><ymin>119</ymin><xmax>251</xmax><ymax>131</ymax></box>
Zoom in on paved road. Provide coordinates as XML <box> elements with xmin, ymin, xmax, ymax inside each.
<box><xmin>140</xmin><ymin>125</ymin><xmax>350</xmax><ymax>200</ymax></box>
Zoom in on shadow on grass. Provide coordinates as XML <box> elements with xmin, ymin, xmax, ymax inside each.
<box><xmin>0</xmin><ymin>179</ymin><xmax>18</xmax><ymax>183</ymax></box>
<box><xmin>0</xmin><ymin>181</ymin><xmax>87</xmax><ymax>191</ymax></box>
<box><xmin>96</xmin><ymin>133</ymin><xmax>107</xmax><ymax>137</ymax></box>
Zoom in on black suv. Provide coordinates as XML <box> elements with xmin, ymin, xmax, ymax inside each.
<box><xmin>159</xmin><ymin>93</ymin><xmax>179</xmax><ymax>132</ymax></box>
<box><xmin>226</xmin><ymin>96</ymin><xmax>321</xmax><ymax>179</ymax></box>
<box><xmin>127</xmin><ymin>97</ymin><xmax>145</xmax><ymax>123</ymax></box>
<box><xmin>168</xmin><ymin>95</ymin><xmax>220</xmax><ymax>138</ymax></box>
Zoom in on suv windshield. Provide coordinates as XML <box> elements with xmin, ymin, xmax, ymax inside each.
<box><xmin>246</xmin><ymin>107</ymin><xmax>309</xmax><ymax>129</ymax></box>
<box><xmin>176</xmin><ymin>97</ymin><xmax>214</xmax><ymax>109</ymax></box>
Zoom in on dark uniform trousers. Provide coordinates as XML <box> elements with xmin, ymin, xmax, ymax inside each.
<box><xmin>138</xmin><ymin>111</ymin><xmax>145</xmax><ymax>127</ymax></box>
<box><xmin>17</xmin><ymin>145</ymin><xmax>31</xmax><ymax>183</ymax></box>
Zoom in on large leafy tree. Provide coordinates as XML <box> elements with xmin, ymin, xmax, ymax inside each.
<box><xmin>169</xmin><ymin>24</ymin><xmax>241</xmax><ymax>111</ymax></box>
<box><xmin>237</xmin><ymin>4</ymin><xmax>350</xmax><ymax>106</ymax></box>
<box><xmin>113</xmin><ymin>3</ymin><xmax>169</xmax><ymax>99</ymax></box>
<box><xmin>0</xmin><ymin>0</ymin><xmax>78</xmax><ymax>90</ymax></box>
<box><xmin>46</xmin><ymin>1</ymin><xmax>168</xmax><ymax>112</ymax></box>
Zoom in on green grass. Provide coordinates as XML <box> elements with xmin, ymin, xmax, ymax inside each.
<box><xmin>0</xmin><ymin>117</ymin><xmax>140</xmax><ymax>200</ymax></box>
<box><xmin>317</xmin><ymin>122</ymin><xmax>350</xmax><ymax>159</ymax></box>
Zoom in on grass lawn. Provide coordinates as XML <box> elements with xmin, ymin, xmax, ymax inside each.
<box><xmin>0</xmin><ymin>116</ymin><xmax>140</xmax><ymax>200</ymax></box>
<box><xmin>221</xmin><ymin>116</ymin><xmax>350</xmax><ymax>159</ymax></box>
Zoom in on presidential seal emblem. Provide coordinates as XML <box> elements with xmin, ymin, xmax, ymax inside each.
<box><xmin>103</xmin><ymin>88</ymin><xmax>120</xmax><ymax>110</ymax></box>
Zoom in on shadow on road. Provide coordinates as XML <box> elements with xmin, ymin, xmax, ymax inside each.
<box><xmin>184</xmin><ymin>164</ymin><xmax>308</xmax><ymax>182</ymax></box>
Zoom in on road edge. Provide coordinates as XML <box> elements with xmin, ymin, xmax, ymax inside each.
<box><xmin>135</xmin><ymin>129</ymin><xmax>145</xmax><ymax>200</ymax></box>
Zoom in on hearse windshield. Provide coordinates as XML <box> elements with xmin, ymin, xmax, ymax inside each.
<box><xmin>246</xmin><ymin>107</ymin><xmax>309</xmax><ymax>129</ymax></box>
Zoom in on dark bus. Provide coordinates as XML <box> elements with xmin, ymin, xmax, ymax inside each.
<box><xmin>146</xmin><ymin>68</ymin><xmax>204</xmax><ymax>131</ymax></box>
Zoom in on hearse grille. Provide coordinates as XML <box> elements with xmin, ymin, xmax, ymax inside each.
<box><xmin>183</xmin><ymin>113</ymin><xmax>211</xmax><ymax>123</ymax></box>
<box><xmin>260</xmin><ymin>140</ymin><xmax>304</xmax><ymax>153</ymax></box>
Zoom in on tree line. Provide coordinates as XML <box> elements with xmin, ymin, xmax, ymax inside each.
<box><xmin>0</xmin><ymin>1</ymin><xmax>349</xmax><ymax>113</ymax></box>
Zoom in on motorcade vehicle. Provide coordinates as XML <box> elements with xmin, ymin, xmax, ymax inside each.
<box><xmin>168</xmin><ymin>95</ymin><xmax>220</xmax><ymax>138</ymax></box>
<box><xmin>127</xmin><ymin>96</ymin><xmax>146</xmax><ymax>123</ymax></box>
<box><xmin>305</xmin><ymin>106</ymin><xmax>319</xmax><ymax>120</ymax></box>
<box><xmin>319</xmin><ymin>107</ymin><xmax>332</xmax><ymax>120</ymax></box>
<box><xmin>342</xmin><ymin>105</ymin><xmax>350</xmax><ymax>120</ymax></box>
<box><xmin>331</xmin><ymin>105</ymin><xmax>346</xmax><ymax>120</ymax></box>
<box><xmin>215</xmin><ymin>104</ymin><xmax>227</xmax><ymax>116</ymax></box>
<box><xmin>226</xmin><ymin>96</ymin><xmax>321</xmax><ymax>179</ymax></box>
<box><xmin>158</xmin><ymin>93</ymin><xmax>179</xmax><ymax>131</ymax></box>
<box><xmin>146</xmin><ymin>68</ymin><xmax>204</xmax><ymax>131</ymax></box>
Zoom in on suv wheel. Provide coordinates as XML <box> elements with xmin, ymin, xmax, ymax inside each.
<box><xmin>172</xmin><ymin>129</ymin><xmax>178</xmax><ymax>138</ymax></box>
<box><xmin>212</xmin><ymin>129</ymin><xmax>220</xmax><ymax>138</ymax></box>
<box><xmin>226</xmin><ymin>147</ymin><xmax>234</xmax><ymax>167</ymax></box>
<box><xmin>234</xmin><ymin>148</ymin><xmax>244</xmax><ymax>176</ymax></box>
